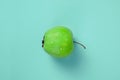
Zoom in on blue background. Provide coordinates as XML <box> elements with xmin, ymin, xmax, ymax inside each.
<box><xmin>0</xmin><ymin>0</ymin><xmax>120</xmax><ymax>80</ymax></box>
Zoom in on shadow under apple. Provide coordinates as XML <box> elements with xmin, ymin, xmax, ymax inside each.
<box><xmin>52</xmin><ymin>44</ymin><xmax>87</xmax><ymax>72</ymax></box>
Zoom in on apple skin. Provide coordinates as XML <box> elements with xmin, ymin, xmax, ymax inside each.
<box><xmin>42</xmin><ymin>26</ymin><xmax>74</xmax><ymax>58</ymax></box>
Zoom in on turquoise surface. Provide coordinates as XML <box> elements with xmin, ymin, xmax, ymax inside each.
<box><xmin>0</xmin><ymin>0</ymin><xmax>120</xmax><ymax>80</ymax></box>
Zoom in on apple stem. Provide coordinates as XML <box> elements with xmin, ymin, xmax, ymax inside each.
<box><xmin>73</xmin><ymin>41</ymin><xmax>86</xmax><ymax>49</ymax></box>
